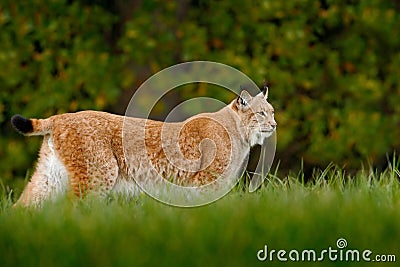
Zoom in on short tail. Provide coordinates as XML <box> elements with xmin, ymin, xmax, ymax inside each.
<box><xmin>11</xmin><ymin>114</ymin><xmax>53</xmax><ymax>136</ymax></box>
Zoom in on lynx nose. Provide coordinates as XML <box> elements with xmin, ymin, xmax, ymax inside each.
<box><xmin>270</xmin><ymin>121</ymin><xmax>277</xmax><ymax>129</ymax></box>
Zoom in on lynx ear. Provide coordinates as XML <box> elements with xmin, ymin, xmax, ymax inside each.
<box><xmin>262</xmin><ymin>80</ymin><xmax>269</xmax><ymax>99</ymax></box>
<box><xmin>236</xmin><ymin>88</ymin><xmax>252</xmax><ymax>109</ymax></box>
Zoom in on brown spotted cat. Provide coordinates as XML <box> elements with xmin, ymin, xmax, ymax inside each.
<box><xmin>11</xmin><ymin>87</ymin><xmax>276</xmax><ymax>207</ymax></box>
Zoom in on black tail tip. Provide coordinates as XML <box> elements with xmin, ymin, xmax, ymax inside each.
<box><xmin>11</xmin><ymin>114</ymin><xmax>33</xmax><ymax>134</ymax></box>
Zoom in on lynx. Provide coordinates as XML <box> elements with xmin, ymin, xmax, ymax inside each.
<box><xmin>11</xmin><ymin>86</ymin><xmax>276</xmax><ymax>207</ymax></box>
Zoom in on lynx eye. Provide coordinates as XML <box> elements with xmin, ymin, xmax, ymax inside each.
<box><xmin>258</xmin><ymin>111</ymin><xmax>267</xmax><ymax>116</ymax></box>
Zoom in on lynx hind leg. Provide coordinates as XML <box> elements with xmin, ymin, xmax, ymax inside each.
<box><xmin>15</xmin><ymin>135</ymin><xmax>69</xmax><ymax>207</ymax></box>
<box><xmin>66</xmin><ymin>152</ymin><xmax>119</xmax><ymax>199</ymax></box>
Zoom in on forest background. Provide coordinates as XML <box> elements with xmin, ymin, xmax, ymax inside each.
<box><xmin>1</xmin><ymin>0</ymin><xmax>399</xmax><ymax>192</ymax></box>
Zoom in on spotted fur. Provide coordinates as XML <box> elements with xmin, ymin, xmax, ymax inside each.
<box><xmin>12</xmin><ymin>90</ymin><xmax>276</xmax><ymax>207</ymax></box>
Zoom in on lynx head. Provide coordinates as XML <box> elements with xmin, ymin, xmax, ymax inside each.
<box><xmin>232</xmin><ymin>83</ymin><xmax>277</xmax><ymax>146</ymax></box>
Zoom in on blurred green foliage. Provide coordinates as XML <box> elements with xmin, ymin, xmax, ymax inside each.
<box><xmin>1</xmin><ymin>0</ymin><xmax>400</xmax><ymax>188</ymax></box>
<box><xmin>0</xmin><ymin>0</ymin><xmax>122</xmax><ymax>187</ymax></box>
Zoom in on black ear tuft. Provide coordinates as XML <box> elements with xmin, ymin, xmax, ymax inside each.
<box><xmin>262</xmin><ymin>80</ymin><xmax>268</xmax><ymax>95</ymax></box>
<box><xmin>261</xmin><ymin>79</ymin><xmax>269</xmax><ymax>98</ymax></box>
<box><xmin>11</xmin><ymin>114</ymin><xmax>33</xmax><ymax>134</ymax></box>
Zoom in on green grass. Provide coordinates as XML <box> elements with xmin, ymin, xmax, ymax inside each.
<box><xmin>1</xmin><ymin>161</ymin><xmax>400</xmax><ymax>267</ymax></box>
